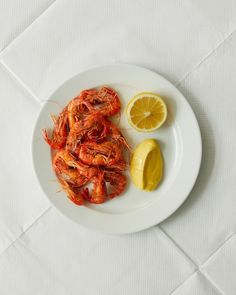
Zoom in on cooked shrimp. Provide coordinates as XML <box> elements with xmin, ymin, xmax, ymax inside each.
<box><xmin>76</xmin><ymin>141</ymin><xmax>123</xmax><ymax>167</ymax></box>
<box><xmin>42</xmin><ymin>107</ymin><xmax>68</xmax><ymax>150</ymax></box>
<box><xmin>43</xmin><ymin>86</ymin><xmax>130</xmax><ymax>206</ymax></box>
<box><xmin>104</xmin><ymin>170</ymin><xmax>127</xmax><ymax>199</ymax></box>
<box><xmin>66</xmin><ymin>114</ymin><xmax>109</xmax><ymax>152</ymax></box>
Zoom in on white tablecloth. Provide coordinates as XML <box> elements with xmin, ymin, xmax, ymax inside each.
<box><xmin>0</xmin><ymin>1</ymin><xmax>236</xmax><ymax>294</ymax></box>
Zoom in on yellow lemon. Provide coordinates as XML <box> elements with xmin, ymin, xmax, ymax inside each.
<box><xmin>126</xmin><ymin>92</ymin><xmax>167</xmax><ymax>132</ymax></box>
<box><xmin>130</xmin><ymin>139</ymin><xmax>163</xmax><ymax>191</ymax></box>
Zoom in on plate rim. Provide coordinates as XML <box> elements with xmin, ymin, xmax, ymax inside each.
<box><xmin>32</xmin><ymin>63</ymin><xmax>202</xmax><ymax>234</ymax></box>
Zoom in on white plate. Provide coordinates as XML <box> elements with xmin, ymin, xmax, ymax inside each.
<box><xmin>32</xmin><ymin>64</ymin><xmax>202</xmax><ymax>234</ymax></box>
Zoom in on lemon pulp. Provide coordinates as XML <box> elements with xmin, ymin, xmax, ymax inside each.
<box><xmin>130</xmin><ymin>139</ymin><xmax>163</xmax><ymax>191</ymax></box>
<box><xmin>126</xmin><ymin>92</ymin><xmax>167</xmax><ymax>132</ymax></box>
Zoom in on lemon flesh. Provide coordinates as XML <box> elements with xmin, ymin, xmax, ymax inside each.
<box><xmin>130</xmin><ymin>139</ymin><xmax>163</xmax><ymax>191</ymax></box>
<box><xmin>126</xmin><ymin>92</ymin><xmax>167</xmax><ymax>132</ymax></box>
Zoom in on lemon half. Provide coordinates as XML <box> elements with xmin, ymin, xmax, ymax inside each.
<box><xmin>126</xmin><ymin>92</ymin><xmax>167</xmax><ymax>132</ymax></box>
<box><xmin>130</xmin><ymin>139</ymin><xmax>163</xmax><ymax>191</ymax></box>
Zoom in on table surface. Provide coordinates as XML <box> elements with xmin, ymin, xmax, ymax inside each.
<box><xmin>0</xmin><ymin>1</ymin><xmax>236</xmax><ymax>294</ymax></box>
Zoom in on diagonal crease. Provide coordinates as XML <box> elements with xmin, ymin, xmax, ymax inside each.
<box><xmin>169</xmin><ymin>270</ymin><xmax>225</xmax><ymax>295</ymax></box>
<box><xmin>176</xmin><ymin>28</ymin><xmax>236</xmax><ymax>87</ymax></box>
<box><xmin>0</xmin><ymin>206</ymin><xmax>51</xmax><ymax>258</ymax></box>
<box><xmin>200</xmin><ymin>271</ymin><xmax>226</xmax><ymax>295</ymax></box>
<box><xmin>169</xmin><ymin>270</ymin><xmax>198</xmax><ymax>295</ymax></box>
<box><xmin>158</xmin><ymin>226</ymin><xmax>235</xmax><ymax>295</ymax></box>
<box><xmin>201</xmin><ymin>233</ymin><xmax>236</xmax><ymax>268</ymax></box>
<box><xmin>0</xmin><ymin>4</ymin><xmax>234</xmax><ymax>291</ymax></box>
<box><xmin>0</xmin><ymin>211</ymin><xmax>234</xmax><ymax>294</ymax></box>
<box><xmin>0</xmin><ymin>60</ymin><xmax>41</xmax><ymax>105</ymax></box>
<box><xmin>157</xmin><ymin>226</ymin><xmax>198</xmax><ymax>267</ymax></box>
<box><xmin>0</xmin><ymin>0</ymin><xmax>58</xmax><ymax>57</ymax></box>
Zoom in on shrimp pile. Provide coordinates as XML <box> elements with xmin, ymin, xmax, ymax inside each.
<box><xmin>43</xmin><ymin>86</ymin><xmax>129</xmax><ymax>205</ymax></box>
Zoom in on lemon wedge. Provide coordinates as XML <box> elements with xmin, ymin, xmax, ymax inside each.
<box><xmin>126</xmin><ymin>92</ymin><xmax>167</xmax><ymax>132</ymax></box>
<box><xmin>130</xmin><ymin>139</ymin><xmax>163</xmax><ymax>191</ymax></box>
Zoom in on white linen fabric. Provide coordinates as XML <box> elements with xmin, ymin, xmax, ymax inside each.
<box><xmin>0</xmin><ymin>0</ymin><xmax>236</xmax><ymax>294</ymax></box>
